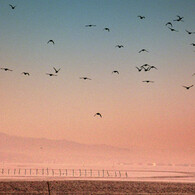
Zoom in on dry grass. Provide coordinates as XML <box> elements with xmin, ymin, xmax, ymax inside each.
<box><xmin>0</xmin><ymin>180</ymin><xmax>195</xmax><ymax>194</ymax></box>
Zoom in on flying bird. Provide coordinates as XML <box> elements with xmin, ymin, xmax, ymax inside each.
<box><xmin>138</xmin><ymin>49</ymin><xmax>149</xmax><ymax>53</ymax></box>
<box><xmin>136</xmin><ymin>67</ymin><xmax>143</xmax><ymax>72</ymax></box>
<box><xmin>168</xmin><ymin>27</ymin><xmax>178</xmax><ymax>32</ymax></box>
<box><xmin>9</xmin><ymin>4</ymin><xmax>16</xmax><ymax>9</ymax></box>
<box><xmin>173</xmin><ymin>15</ymin><xmax>184</xmax><ymax>22</ymax></box>
<box><xmin>141</xmin><ymin>64</ymin><xmax>150</xmax><ymax>68</ymax></box>
<box><xmin>46</xmin><ymin>73</ymin><xmax>57</xmax><ymax>76</ymax></box>
<box><xmin>112</xmin><ymin>70</ymin><xmax>119</xmax><ymax>74</ymax></box>
<box><xmin>94</xmin><ymin>113</ymin><xmax>102</xmax><ymax>118</ymax></box>
<box><xmin>80</xmin><ymin>77</ymin><xmax>91</xmax><ymax>80</ymax></box>
<box><xmin>183</xmin><ymin>85</ymin><xmax>193</xmax><ymax>90</ymax></box>
<box><xmin>104</xmin><ymin>28</ymin><xmax>110</xmax><ymax>32</ymax></box>
<box><xmin>185</xmin><ymin>30</ymin><xmax>195</xmax><ymax>35</ymax></box>
<box><xmin>190</xmin><ymin>43</ymin><xmax>195</xmax><ymax>46</ymax></box>
<box><xmin>137</xmin><ymin>15</ymin><xmax>145</xmax><ymax>19</ymax></box>
<box><xmin>22</xmin><ymin>72</ymin><xmax>30</xmax><ymax>76</ymax></box>
<box><xmin>0</xmin><ymin>68</ymin><xmax>13</xmax><ymax>71</ymax></box>
<box><xmin>142</xmin><ymin>67</ymin><xmax>150</xmax><ymax>72</ymax></box>
<box><xmin>53</xmin><ymin>67</ymin><xmax>61</xmax><ymax>73</ymax></box>
<box><xmin>47</xmin><ymin>40</ymin><xmax>55</xmax><ymax>45</ymax></box>
<box><xmin>148</xmin><ymin>66</ymin><xmax>157</xmax><ymax>71</ymax></box>
<box><xmin>115</xmin><ymin>45</ymin><xmax>124</xmax><ymax>48</ymax></box>
<box><xmin>165</xmin><ymin>22</ymin><xmax>173</xmax><ymax>27</ymax></box>
<box><xmin>85</xmin><ymin>25</ymin><xmax>96</xmax><ymax>27</ymax></box>
<box><xmin>142</xmin><ymin>80</ymin><xmax>154</xmax><ymax>83</ymax></box>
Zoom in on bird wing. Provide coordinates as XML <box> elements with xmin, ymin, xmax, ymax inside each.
<box><xmin>53</xmin><ymin>67</ymin><xmax>57</xmax><ymax>72</ymax></box>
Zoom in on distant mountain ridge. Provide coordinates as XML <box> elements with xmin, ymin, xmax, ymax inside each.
<box><xmin>0</xmin><ymin>132</ymin><xmax>130</xmax><ymax>164</ymax></box>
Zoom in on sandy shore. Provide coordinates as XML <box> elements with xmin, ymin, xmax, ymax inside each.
<box><xmin>0</xmin><ymin>180</ymin><xmax>195</xmax><ymax>194</ymax></box>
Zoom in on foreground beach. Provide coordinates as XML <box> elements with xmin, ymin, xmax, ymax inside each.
<box><xmin>0</xmin><ymin>180</ymin><xmax>195</xmax><ymax>194</ymax></box>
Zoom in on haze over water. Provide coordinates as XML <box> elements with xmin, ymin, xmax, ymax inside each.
<box><xmin>0</xmin><ymin>0</ymin><xmax>195</xmax><ymax>167</ymax></box>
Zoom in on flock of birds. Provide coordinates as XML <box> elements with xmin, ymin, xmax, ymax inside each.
<box><xmin>1</xmin><ymin>4</ymin><xmax>195</xmax><ymax>118</ymax></box>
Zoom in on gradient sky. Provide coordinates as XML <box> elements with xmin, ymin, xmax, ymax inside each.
<box><xmin>0</xmin><ymin>0</ymin><xmax>195</xmax><ymax>155</ymax></box>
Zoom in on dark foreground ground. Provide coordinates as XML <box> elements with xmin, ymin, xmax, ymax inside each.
<box><xmin>0</xmin><ymin>180</ymin><xmax>195</xmax><ymax>194</ymax></box>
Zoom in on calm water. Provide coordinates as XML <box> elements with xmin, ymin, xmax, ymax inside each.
<box><xmin>0</xmin><ymin>162</ymin><xmax>194</xmax><ymax>183</ymax></box>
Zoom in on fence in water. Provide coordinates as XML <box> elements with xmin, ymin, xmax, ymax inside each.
<box><xmin>0</xmin><ymin>168</ymin><xmax>130</xmax><ymax>179</ymax></box>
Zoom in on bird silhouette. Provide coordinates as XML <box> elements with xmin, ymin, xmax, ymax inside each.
<box><xmin>115</xmin><ymin>45</ymin><xmax>124</xmax><ymax>48</ymax></box>
<box><xmin>46</xmin><ymin>73</ymin><xmax>57</xmax><ymax>76</ymax></box>
<box><xmin>47</xmin><ymin>40</ymin><xmax>55</xmax><ymax>45</ymax></box>
<box><xmin>112</xmin><ymin>70</ymin><xmax>119</xmax><ymax>74</ymax></box>
<box><xmin>22</xmin><ymin>72</ymin><xmax>30</xmax><ymax>76</ymax></box>
<box><xmin>80</xmin><ymin>77</ymin><xmax>91</xmax><ymax>80</ymax></box>
<box><xmin>183</xmin><ymin>85</ymin><xmax>193</xmax><ymax>90</ymax></box>
<box><xmin>1</xmin><ymin>68</ymin><xmax>13</xmax><ymax>71</ymax></box>
<box><xmin>9</xmin><ymin>4</ymin><xmax>16</xmax><ymax>9</ymax></box>
<box><xmin>190</xmin><ymin>43</ymin><xmax>195</xmax><ymax>46</ymax></box>
<box><xmin>168</xmin><ymin>27</ymin><xmax>178</xmax><ymax>32</ymax></box>
<box><xmin>85</xmin><ymin>25</ymin><xmax>96</xmax><ymax>27</ymax></box>
<box><xmin>173</xmin><ymin>15</ymin><xmax>184</xmax><ymax>22</ymax></box>
<box><xmin>139</xmin><ymin>49</ymin><xmax>149</xmax><ymax>53</ymax></box>
<box><xmin>137</xmin><ymin>15</ymin><xmax>145</xmax><ymax>19</ymax></box>
<box><xmin>148</xmin><ymin>66</ymin><xmax>157</xmax><ymax>71</ymax></box>
<box><xmin>53</xmin><ymin>67</ymin><xmax>61</xmax><ymax>73</ymax></box>
<box><xmin>141</xmin><ymin>64</ymin><xmax>150</xmax><ymax>68</ymax></box>
<box><xmin>104</xmin><ymin>28</ymin><xmax>110</xmax><ymax>32</ymax></box>
<box><xmin>142</xmin><ymin>67</ymin><xmax>150</xmax><ymax>72</ymax></box>
<box><xmin>142</xmin><ymin>80</ymin><xmax>154</xmax><ymax>83</ymax></box>
<box><xmin>94</xmin><ymin>113</ymin><xmax>102</xmax><ymax>118</ymax></box>
<box><xmin>165</xmin><ymin>22</ymin><xmax>173</xmax><ymax>27</ymax></box>
<box><xmin>185</xmin><ymin>30</ymin><xmax>195</xmax><ymax>35</ymax></box>
<box><xmin>136</xmin><ymin>67</ymin><xmax>143</xmax><ymax>72</ymax></box>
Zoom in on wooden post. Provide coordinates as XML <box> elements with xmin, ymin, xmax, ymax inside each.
<box><xmin>65</xmin><ymin>169</ymin><xmax>67</xmax><ymax>176</ymax></box>
<box><xmin>119</xmin><ymin>171</ymin><xmax>121</xmax><ymax>177</ymax></box>
<box><xmin>72</xmin><ymin>169</ymin><xmax>74</xmax><ymax>177</ymax></box>
<box><xmin>47</xmin><ymin>168</ymin><xmax>49</xmax><ymax>175</ymax></box>
<box><xmin>102</xmin><ymin>170</ymin><xmax>104</xmax><ymax>177</ymax></box>
<box><xmin>30</xmin><ymin>169</ymin><xmax>31</xmax><ymax>175</ymax></box>
<box><xmin>52</xmin><ymin>169</ymin><xmax>54</xmax><ymax>176</ymax></box>
<box><xmin>59</xmin><ymin>169</ymin><xmax>61</xmax><ymax>176</ymax></box>
<box><xmin>14</xmin><ymin>169</ymin><xmax>16</xmax><ymax>175</ymax></box>
<box><xmin>8</xmin><ymin>169</ymin><xmax>10</xmax><ymax>175</ymax></box>
<box><xmin>18</xmin><ymin>169</ymin><xmax>20</xmax><ymax>175</ymax></box>
<box><xmin>79</xmin><ymin>169</ymin><xmax>81</xmax><ymax>176</ymax></box>
<box><xmin>90</xmin><ymin>169</ymin><xmax>92</xmax><ymax>177</ymax></box>
<box><xmin>98</xmin><ymin>170</ymin><xmax>100</xmax><ymax>177</ymax></box>
<box><xmin>107</xmin><ymin>171</ymin><xmax>109</xmax><ymax>177</ymax></box>
<box><xmin>125</xmin><ymin>172</ymin><xmax>128</xmax><ymax>178</ymax></box>
<box><xmin>36</xmin><ymin>169</ymin><xmax>38</xmax><ymax>175</ymax></box>
<box><xmin>115</xmin><ymin>171</ymin><xmax>117</xmax><ymax>177</ymax></box>
<box><xmin>42</xmin><ymin>169</ymin><xmax>44</xmax><ymax>175</ymax></box>
<box><xmin>47</xmin><ymin>181</ymin><xmax>51</xmax><ymax>195</ymax></box>
<box><xmin>2</xmin><ymin>169</ymin><xmax>4</xmax><ymax>175</ymax></box>
<box><xmin>85</xmin><ymin>169</ymin><xmax>86</xmax><ymax>177</ymax></box>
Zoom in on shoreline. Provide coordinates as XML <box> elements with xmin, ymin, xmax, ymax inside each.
<box><xmin>0</xmin><ymin>180</ymin><xmax>195</xmax><ymax>194</ymax></box>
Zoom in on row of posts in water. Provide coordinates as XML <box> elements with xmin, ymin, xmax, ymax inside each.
<box><xmin>0</xmin><ymin>168</ymin><xmax>129</xmax><ymax>178</ymax></box>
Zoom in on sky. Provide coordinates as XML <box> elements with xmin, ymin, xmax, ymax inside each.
<box><xmin>0</xmin><ymin>0</ymin><xmax>195</xmax><ymax>157</ymax></box>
